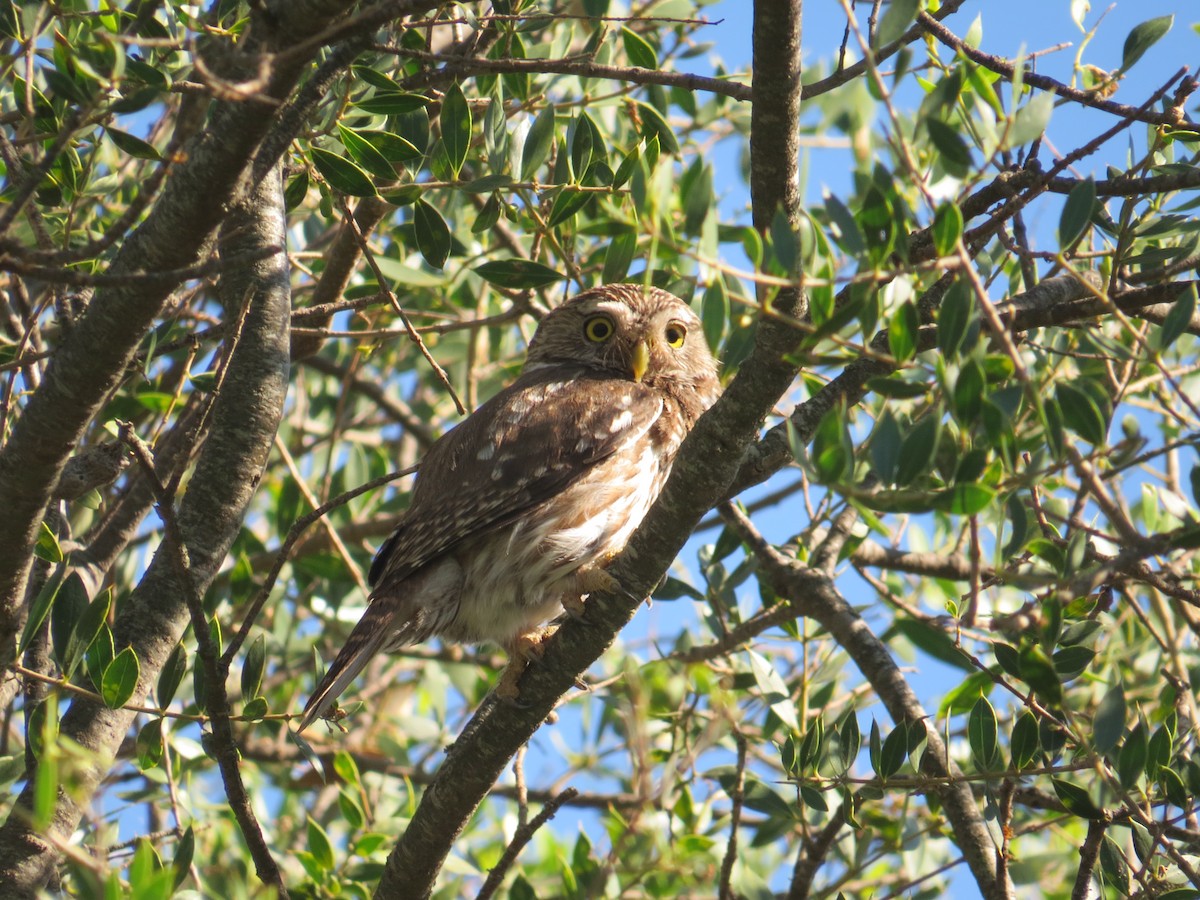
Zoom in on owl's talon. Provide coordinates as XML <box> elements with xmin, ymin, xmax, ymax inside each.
<box><xmin>562</xmin><ymin>593</ymin><xmax>587</xmax><ymax>619</ymax></box>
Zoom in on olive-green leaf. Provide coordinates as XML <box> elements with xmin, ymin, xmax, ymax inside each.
<box><xmin>51</xmin><ymin>572</ymin><xmax>92</xmax><ymax>679</ymax></box>
<box><xmin>311</xmin><ymin>148</ymin><xmax>376</xmax><ymax>198</ymax></box>
<box><xmin>34</xmin><ymin>521</ymin><xmax>64</xmax><ymax>563</ymax></box>
<box><xmin>1011</xmin><ymin>712</ymin><xmax>1040</xmax><ymax>770</ymax></box>
<box><xmin>354</xmin><ymin>92</ymin><xmax>430</xmax><ymax>115</ymax></box>
<box><xmin>1052</xmin><ymin>777</ymin><xmax>1104</xmax><ymax>819</ymax></box>
<box><xmin>1058</xmin><ymin>177</ymin><xmax>1096</xmax><ymax>247</ymax></box>
<box><xmin>968</xmin><ymin>696</ymin><xmax>999</xmax><ymax>768</ymax></box>
<box><xmin>413</xmin><ymin>199</ymin><xmax>451</xmax><ymax>268</ymax></box>
<box><xmin>1006</xmin><ymin>92</ymin><xmax>1054</xmax><ymax>149</ymax></box>
<box><xmin>440</xmin><ymin>82</ymin><xmax>471</xmax><ymax>178</ymax></box>
<box><xmin>621</xmin><ymin>27</ymin><xmax>658</xmax><ymax>68</ymax></box>
<box><xmin>240</xmin><ymin>634</ymin><xmax>266</xmax><ymax>702</ymax></box>
<box><xmin>157</xmin><ymin>643</ymin><xmax>187</xmax><ymax>707</ymax></box>
<box><xmin>1121</xmin><ymin>15</ymin><xmax>1173</xmax><ymax>73</ymax></box>
<box><xmin>107</xmin><ymin>127</ymin><xmax>161</xmax><ymax>160</ymax></box>
<box><xmin>1093</xmin><ymin>682</ymin><xmax>1126</xmax><ymax>753</ymax></box>
<box><xmin>887</xmin><ymin>300</ymin><xmax>920</xmax><ymax>362</ymax></box>
<box><xmin>473</xmin><ymin>259</ymin><xmax>564</xmax><ymax>289</ymax></box>
<box><xmin>101</xmin><ymin>647</ymin><xmax>140</xmax><ymax>709</ymax></box>
<box><xmin>603</xmin><ymin>231</ymin><xmax>638</xmax><ymax>284</ymax></box>
<box><xmin>521</xmin><ymin>105</ymin><xmax>556</xmax><ymax>181</ymax></box>
<box><xmin>932</xmin><ymin>201</ymin><xmax>963</xmax><ymax>257</ymax></box>
<box><xmin>873</xmin><ymin>0</ymin><xmax>919</xmax><ymax>47</ymax></box>
<box><xmin>338</xmin><ymin>124</ymin><xmax>398</xmax><ymax>181</ymax></box>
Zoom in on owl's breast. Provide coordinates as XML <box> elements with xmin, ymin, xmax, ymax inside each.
<box><xmin>443</xmin><ymin>395</ymin><xmax>689</xmax><ymax>647</ymax></box>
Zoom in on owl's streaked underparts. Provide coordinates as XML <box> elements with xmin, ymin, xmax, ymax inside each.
<box><xmin>299</xmin><ymin>283</ymin><xmax>722</xmax><ymax>731</ymax></box>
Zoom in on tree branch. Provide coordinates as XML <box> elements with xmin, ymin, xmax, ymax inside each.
<box><xmin>372</xmin><ymin>2</ymin><xmax>809</xmax><ymax>895</ymax></box>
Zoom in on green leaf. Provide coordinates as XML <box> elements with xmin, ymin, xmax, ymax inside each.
<box><xmin>1058</xmin><ymin>177</ymin><xmax>1096</xmax><ymax>247</ymax></box>
<box><xmin>968</xmin><ymin>696</ymin><xmax>999</xmax><ymax>769</ymax></box>
<box><xmin>870</xmin><ymin>409</ymin><xmax>902</xmax><ymax>484</ymax></box>
<box><xmin>1117</xmin><ymin>721</ymin><xmax>1148</xmax><ymax>789</ymax></box>
<box><xmin>602</xmin><ymin>231</ymin><xmax>637</xmax><ymax>284</ymax></box>
<box><xmin>157</xmin><ymin>643</ymin><xmax>186</xmax><ymax>707</ymax></box>
<box><xmin>50</xmin><ymin>573</ymin><xmax>92</xmax><ymax>679</ymax></box>
<box><xmin>874</xmin><ymin>0</ymin><xmax>919</xmax><ymax>47</ymax></box>
<box><xmin>439</xmin><ymin>82</ymin><xmax>471</xmax><ymax>178</ymax></box>
<box><xmin>101</xmin><ymin>647</ymin><xmax>140</xmax><ymax>709</ymax></box>
<box><xmin>242</xmin><ymin>697</ymin><xmax>268</xmax><ymax>720</ymax></box>
<box><xmin>521</xmin><ymin>105</ymin><xmax>556</xmax><ymax>181</ymax></box>
<box><xmin>951</xmin><ymin>358</ymin><xmax>986</xmax><ymax>423</ymax></box>
<box><xmin>866</xmin><ymin>376</ymin><xmax>929</xmax><ymax>399</ymax></box>
<box><xmin>892</xmin><ymin>617</ymin><xmax>972</xmax><ymax>672</ymax></box>
<box><xmin>106</xmin><ymin>127</ymin><xmax>160</xmax><ymax>160</ymax></box>
<box><xmin>935</xmin><ymin>482</ymin><xmax>996</xmax><ymax>516</ymax></box>
<box><xmin>811</xmin><ymin>407</ymin><xmax>852</xmax><ymax>484</ymax></box>
<box><xmin>621</xmin><ymin>27</ymin><xmax>657</xmax><ymax>68</ymax></box>
<box><xmin>1011</xmin><ymin>712</ymin><xmax>1040</xmax><ymax>770</ymax></box>
<box><xmin>887</xmin><ymin>301</ymin><xmax>920</xmax><ymax>362</ymax></box>
<box><xmin>337</xmin><ymin>125</ymin><xmax>398</xmax><ymax>181</ymax></box>
<box><xmin>1093</xmin><ymin>682</ymin><xmax>1126</xmax><ymax>753</ymax></box>
<box><xmin>35</xmin><ymin>521</ymin><xmax>64</xmax><ymax>563</ymax></box>
<box><xmin>1121</xmin><ymin>15</ymin><xmax>1173</xmax><ymax>72</ymax></box>
<box><xmin>240</xmin><ymin>634</ymin><xmax>266</xmax><ymax>702</ymax></box>
<box><xmin>172</xmin><ymin>827</ymin><xmax>195</xmax><ymax>889</ymax></box>
<box><xmin>747</xmin><ymin>649</ymin><xmax>799</xmax><ymax>733</ymax></box>
<box><xmin>1005</xmin><ymin>92</ymin><xmax>1054</xmax><ymax>149</ymax></box>
<box><xmin>896</xmin><ymin>415</ymin><xmax>940</xmax><ymax>486</ymax></box>
<box><xmin>1157</xmin><ymin>283</ymin><xmax>1196</xmax><ymax>350</ymax></box>
<box><xmin>1056</xmin><ymin>383</ymin><xmax>1107</xmax><ymax>445</ymax></box>
<box><xmin>354</xmin><ymin>92</ymin><xmax>430</xmax><ymax>115</ymax></box>
<box><xmin>700</xmin><ymin>279</ymin><xmax>728</xmax><ymax>351</ymax></box>
<box><xmin>311</xmin><ymin>148</ymin><xmax>376</xmax><ymax>198</ymax></box>
<box><xmin>307</xmin><ymin>816</ymin><xmax>335</xmax><ymax>870</ymax></box>
<box><xmin>473</xmin><ymin>259</ymin><xmax>564</xmax><ymax>289</ymax></box>
<box><xmin>932</xmin><ymin>202</ymin><xmax>963</xmax><ymax>257</ymax></box>
<box><xmin>546</xmin><ymin>188</ymin><xmax>591</xmax><ymax>228</ymax></box>
<box><xmin>937</xmin><ymin>279</ymin><xmax>975</xmax><ymax>359</ymax></box>
<box><xmin>135</xmin><ymin>720</ymin><xmax>163</xmax><ymax>770</ymax></box>
<box><xmin>67</xmin><ymin>587</ymin><xmax>112</xmax><ymax>682</ymax></box>
<box><xmin>333</xmin><ymin>750</ymin><xmax>362</xmax><ymax>787</ymax></box>
<box><xmin>879</xmin><ymin>724</ymin><xmax>908</xmax><ymax>779</ymax></box>
<box><xmin>20</xmin><ymin>566</ymin><xmax>64</xmax><ymax>654</ymax></box>
<box><xmin>635</xmin><ymin>102</ymin><xmax>679</xmax><ymax>154</ymax></box>
<box><xmin>1100</xmin><ymin>836</ymin><xmax>1131</xmax><ymax>896</ymax></box>
<box><xmin>1052</xmin><ymin>778</ymin><xmax>1104</xmax><ymax>819</ymax></box>
<box><xmin>413</xmin><ymin>199</ymin><xmax>451</xmax><ymax>268</ymax></box>
<box><xmin>926</xmin><ymin>118</ymin><xmax>971</xmax><ymax>175</ymax></box>
<box><xmin>1019</xmin><ymin>642</ymin><xmax>1063</xmax><ymax>706</ymax></box>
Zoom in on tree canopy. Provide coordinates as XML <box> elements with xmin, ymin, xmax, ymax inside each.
<box><xmin>0</xmin><ymin>1</ymin><xmax>1198</xmax><ymax>898</ymax></box>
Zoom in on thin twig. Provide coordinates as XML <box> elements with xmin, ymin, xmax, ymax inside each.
<box><xmin>476</xmin><ymin>788</ymin><xmax>579</xmax><ymax>900</ymax></box>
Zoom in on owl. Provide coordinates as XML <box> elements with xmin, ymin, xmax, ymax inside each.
<box><xmin>299</xmin><ymin>284</ymin><xmax>721</xmax><ymax>730</ymax></box>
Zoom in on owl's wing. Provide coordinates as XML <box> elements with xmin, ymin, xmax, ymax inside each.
<box><xmin>369</xmin><ymin>370</ymin><xmax>663</xmax><ymax>590</ymax></box>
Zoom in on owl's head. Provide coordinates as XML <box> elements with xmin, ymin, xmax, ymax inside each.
<box><xmin>525</xmin><ymin>284</ymin><xmax>720</xmax><ymax>396</ymax></box>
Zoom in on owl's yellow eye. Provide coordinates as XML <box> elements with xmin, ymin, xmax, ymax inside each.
<box><xmin>664</xmin><ymin>322</ymin><xmax>687</xmax><ymax>348</ymax></box>
<box><xmin>584</xmin><ymin>315</ymin><xmax>614</xmax><ymax>342</ymax></box>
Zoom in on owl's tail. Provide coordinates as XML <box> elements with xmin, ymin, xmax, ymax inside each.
<box><xmin>297</xmin><ymin>609</ymin><xmax>394</xmax><ymax>732</ymax></box>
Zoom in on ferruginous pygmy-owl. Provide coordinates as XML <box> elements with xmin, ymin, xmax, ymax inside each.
<box><xmin>299</xmin><ymin>283</ymin><xmax>721</xmax><ymax>730</ymax></box>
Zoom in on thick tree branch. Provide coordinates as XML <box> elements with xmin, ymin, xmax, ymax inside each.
<box><xmin>373</xmin><ymin>2</ymin><xmax>809</xmax><ymax>895</ymax></box>
<box><xmin>720</xmin><ymin>506</ymin><xmax>1012</xmax><ymax>899</ymax></box>
<box><xmin>0</xmin><ymin>0</ymin><xmax>361</xmax><ymax>666</ymax></box>
<box><xmin>0</xmin><ymin>163</ymin><xmax>293</xmax><ymax>894</ymax></box>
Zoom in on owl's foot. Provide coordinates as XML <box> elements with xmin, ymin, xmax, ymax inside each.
<box><xmin>495</xmin><ymin>627</ymin><xmax>558</xmax><ymax>701</ymax></box>
<box><xmin>562</xmin><ymin>565</ymin><xmax>622</xmax><ymax>618</ymax></box>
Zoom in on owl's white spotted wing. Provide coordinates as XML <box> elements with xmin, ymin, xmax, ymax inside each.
<box><xmin>369</xmin><ymin>367</ymin><xmax>663</xmax><ymax>593</ymax></box>
<box><xmin>298</xmin><ymin>369</ymin><xmax>663</xmax><ymax>730</ymax></box>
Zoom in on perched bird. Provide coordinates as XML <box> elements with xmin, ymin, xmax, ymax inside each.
<box><xmin>299</xmin><ymin>284</ymin><xmax>721</xmax><ymax>730</ymax></box>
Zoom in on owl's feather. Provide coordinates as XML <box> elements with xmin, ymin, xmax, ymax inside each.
<box><xmin>299</xmin><ymin>284</ymin><xmax>721</xmax><ymax>731</ymax></box>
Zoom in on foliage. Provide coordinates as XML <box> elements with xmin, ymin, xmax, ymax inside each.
<box><xmin>0</xmin><ymin>1</ymin><xmax>1198</xmax><ymax>898</ymax></box>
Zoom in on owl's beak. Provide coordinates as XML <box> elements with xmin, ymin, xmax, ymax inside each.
<box><xmin>631</xmin><ymin>339</ymin><xmax>650</xmax><ymax>383</ymax></box>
